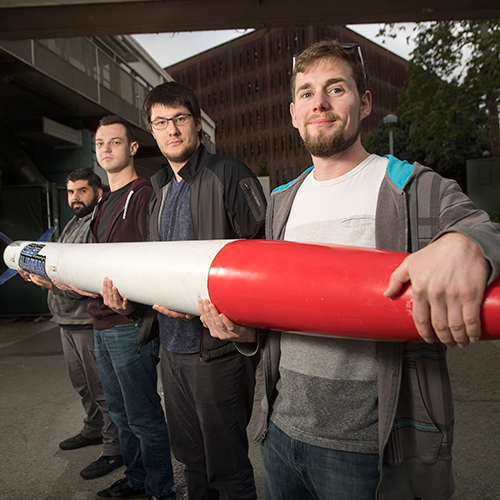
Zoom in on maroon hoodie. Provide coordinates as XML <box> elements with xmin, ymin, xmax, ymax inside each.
<box><xmin>88</xmin><ymin>177</ymin><xmax>152</xmax><ymax>330</ymax></box>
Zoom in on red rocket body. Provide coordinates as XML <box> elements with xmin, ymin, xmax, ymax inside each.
<box><xmin>208</xmin><ymin>240</ymin><xmax>500</xmax><ymax>342</ymax></box>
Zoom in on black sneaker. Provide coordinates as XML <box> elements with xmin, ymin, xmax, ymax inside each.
<box><xmin>59</xmin><ymin>433</ymin><xmax>103</xmax><ymax>450</ymax></box>
<box><xmin>96</xmin><ymin>477</ymin><xmax>147</xmax><ymax>499</ymax></box>
<box><xmin>80</xmin><ymin>455</ymin><xmax>124</xmax><ymax>479</ymax></box>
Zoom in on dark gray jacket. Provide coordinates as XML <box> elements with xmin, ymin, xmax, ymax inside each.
<box><xmin>148</xmin><ymin>143</ymin><xmax>267</xmax><ymax>360</ymax></box>
<box><xmin>256</xmin><ymin>156</ymin><xmax>500</xmax><ymax>500</ymax></box>
<box><xmin>48</xmin><ymin>214</ymin><xmax>93</xmax><ymax>326</ymax></box>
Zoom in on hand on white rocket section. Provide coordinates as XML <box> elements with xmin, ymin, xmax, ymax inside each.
<box><xmin>198</xmin><ymin>298</ymin><xmax>257</xmax><ymax>343</ymax></box>
<box><xmin>384</xmin><ymin>232</ymin><xmax>490</xmax><ymax>349</ymax></box>
<box><xmin>152</xmin><ymin>303</ymin><xmax>195</xmax><ymax>321</ymax></box>
<box><xmin>100</xmin><ymin>277</ymin><xmax>135</xmax><ymax>316</ymax></box>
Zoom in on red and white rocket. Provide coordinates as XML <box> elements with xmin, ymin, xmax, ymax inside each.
<box><xmin>3</xmin><ymin>238</ymin><xmax>500</xmax><ymax>342</ymax></box>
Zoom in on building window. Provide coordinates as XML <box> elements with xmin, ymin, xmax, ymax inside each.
<box><xmin>276</xmin><ymin>169</ymin><xmax>280</xmax><ymax>185</ymax></box>
<box><xmin>291</xmin><ymin>167</ymin><xmax>296</xmax><ymax>179</ymax></box>
<box><xmin>281</xmin><ymin>136</ymin><xmax>285</xmax><ymax>151</ymax></box>
<box><xmin>255</xmin><ymin>78</ymin><xmax>259</xmax><ymax>92</ymax></box>
<box><xmin>277</xmin><ymin>39</ymin><xmax>282</xmax><ymax>53</ymax></box>
<box><xmin>256</xmin><ymin>110</ymin><xmax>261</xmax><ymax>124</ymax></box>
<box><xmin>283</xmin><ymin>169</ymin><xmax>288</xmax><ymax>184</ymax></box>
<box><xmin>241</xmin><ymin>114</ymin><xmax>245</xmax><ymax>127</ymax></box>
<box><xmin>221</xmin><ymin>118</ymin><xmax>225</xmax><ymax>132</ymax></box>
<box><xmin>289</xmin><ymin>134</ymin><xmax>293</xmax><ymax>149</ymax></box>
<box><xmin>243</xmin><ymin>144</ymin><xmax>247</xmax><ymax>157</ymax></box>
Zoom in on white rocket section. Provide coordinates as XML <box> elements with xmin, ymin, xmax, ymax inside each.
<box><xmin>4</xmin><ymin>240</ymin><xmax>234</xmax><ymax>315</ymax></box>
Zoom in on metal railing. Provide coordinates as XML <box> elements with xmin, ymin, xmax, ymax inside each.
<box><xmin>0</xmin><ymin>36</ymin><xmax>152</xmax><ymax>129</ymax></box>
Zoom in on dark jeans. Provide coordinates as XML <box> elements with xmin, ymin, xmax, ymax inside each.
<box><xmin>94</xmin><ymin>324</ymin><xmax>175</xmax><ymax>498</ymax></box>
<box><xmin>260</xmin><ymin>421</ymin><xmax>380</xmax><ymax>500</ymax></box>
<box><xmin>160</xmin><ymin>346</ymin><xmax>258</xmax><ymax>500</ymax></box>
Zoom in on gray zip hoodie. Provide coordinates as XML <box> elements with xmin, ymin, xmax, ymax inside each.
<box><xmin>254</xmin><ymin>155</ymin><xmax>500</xmax><ymax>500</ymax></box>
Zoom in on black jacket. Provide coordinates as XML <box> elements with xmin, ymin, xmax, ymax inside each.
<box><xmin>147</xmin><ymin>144</ymin><xmax>266</xmax><ymax>360</ymax></box>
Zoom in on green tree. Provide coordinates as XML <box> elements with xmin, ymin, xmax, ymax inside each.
<box><xmin>379</xmin><ymin>21</ymin><xmax>500</xmax><ymax>157</ymax></box>
<box><xmin>409</xmin><ymin>20</ymin><xmax>500</xmax><ymax>157</ymax></box>
<box><xmin>369</xmin><ymin>20</ymin><xmax>498</xmax><ymax>187</ymax></box>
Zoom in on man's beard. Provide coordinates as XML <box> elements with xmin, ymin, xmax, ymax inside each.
<box><xmin>71</xmin><ymin>193</ymin><xmax>98</xmax><ymax>218</ymax></box>
<box><xmin>302</xmin><ymin>114</ymin><xmax>361</xmax><ymax>158</ymax></box>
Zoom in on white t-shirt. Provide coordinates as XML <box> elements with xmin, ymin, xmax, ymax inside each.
<box><xmin>271</xmin><ymin>154</ymin><xmax>388</xmax><ymax>453</ymax></box>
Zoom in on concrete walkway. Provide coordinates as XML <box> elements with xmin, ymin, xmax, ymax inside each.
<box><xmin>0</xmin><ymin>317</ymin><xmax>498</xmax><ymax>499</ymax></box>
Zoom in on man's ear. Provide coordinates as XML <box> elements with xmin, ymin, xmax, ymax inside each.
<box><xmin>360</xmin><ymin>90</ymin><xmax>372</xmax><ymax>120</ymax></box>
<box><xmin>130</xmin><ymin>141</ymin><xmax>139</xmax><ymax>156</ymax></box>
<box><xmin>290</xmin><ymin>101</ymin><xmax>298</xmax><ymax>130</ymax></box>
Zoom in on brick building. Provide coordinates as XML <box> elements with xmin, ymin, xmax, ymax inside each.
<box><xmin>166</xmin><ymin>26</ymin><xmax>408</xmax><ymax>189</ymax></box>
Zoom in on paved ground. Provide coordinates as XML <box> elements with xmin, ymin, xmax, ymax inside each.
<box><xmin>0</xmin><ymin>316</ymin><xmax>499</xmax><ymax>499</ymax></box>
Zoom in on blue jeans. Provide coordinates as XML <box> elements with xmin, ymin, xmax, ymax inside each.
<box><xmin>94</xmin><ymin>323</ymin><xmax>175</xmax><ymax>498</ymax></box>
<box><xmin>260</xmin><ymin>421</ymin><xmax>379</xmax><ymax>500</ymax></box>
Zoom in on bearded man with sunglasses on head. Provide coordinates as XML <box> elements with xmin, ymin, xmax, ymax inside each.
<box><xmin>199</xmin><ymin>39</ymin><xmax>500</xmax><ymax>500</ymax></box>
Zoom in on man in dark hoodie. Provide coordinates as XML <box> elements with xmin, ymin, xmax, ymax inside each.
<box><xmin>78</xmin><ymin>115</ymin><xmax>175</xmax><ymax>500</ymax></box>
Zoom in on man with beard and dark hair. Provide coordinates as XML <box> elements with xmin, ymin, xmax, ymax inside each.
<box><xmin>199</xmin><ymin>39</ymin><xmax>500</xmax><ymax>499</ymax></box>
<box><xmin>18</xmin><ymin>167</ymin><xmax>123</xmax><ymax>480</ymax></box>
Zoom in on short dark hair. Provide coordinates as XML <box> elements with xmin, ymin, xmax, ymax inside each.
<box><xmin>291</xmin><ymin>39</ymin><xmax>368</xmax><ymax>101</ymax></box>
<box><xmin>97</xmin><ymin>115</ymin><xmax>135</xmax><ymax>144</ymax></box>
<box><xmin>66</xmin><ymin>167</ymin><xmax>102</xmax><ymax>192</ymax></box>
<box><xmin>142</xmin><ymin>82</ymin><xmax>202</xmax><ymax>137</ymax></box>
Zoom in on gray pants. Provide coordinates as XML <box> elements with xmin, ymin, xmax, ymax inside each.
<box><xmin>60</xmin><ymin>326</ymin><xmax>120</xmax><ymax>456</ymax></box>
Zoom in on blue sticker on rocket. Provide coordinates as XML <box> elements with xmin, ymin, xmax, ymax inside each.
<box><xmin>19</xmin><ymin>243</ymin><xmax>48</xmax><ymax>278</ymax></box>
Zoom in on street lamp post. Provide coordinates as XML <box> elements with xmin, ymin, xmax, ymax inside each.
<box><xmin>383</xmin><ymin>114</ymin><xmax>398</xmax><ymax>156</ymax></box>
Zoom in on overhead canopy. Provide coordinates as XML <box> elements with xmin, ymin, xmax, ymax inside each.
<box><xmin>0</xmin><ymin>0</ymin><xmax>498</xmax><ymax>40</ymax></box>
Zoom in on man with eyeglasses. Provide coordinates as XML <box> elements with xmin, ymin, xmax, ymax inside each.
<box><xmin>199</xmin><ymin>39</ymin><xmax>500</xmax><ymax>499</ymax></box>
<box><xmin>136</xmin><ymin>81</ymin><xmax>266</xmax><ymax>500</ymax></box>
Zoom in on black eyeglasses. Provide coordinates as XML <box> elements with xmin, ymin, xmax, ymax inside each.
<box><xmin>293</xmin><ymin>43</ymin><xmax>367</xmax><ymax>82</ymax></box>
<box><xmin>150</xmin><ymin>114</ymin><xmax>192</xmax><ymax>131</ymax></box>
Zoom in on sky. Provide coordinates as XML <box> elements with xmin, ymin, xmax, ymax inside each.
<box><xmin>132</xmin><ymin>23</ymin><xmax>417</xmax><ymax>69</ymax></box>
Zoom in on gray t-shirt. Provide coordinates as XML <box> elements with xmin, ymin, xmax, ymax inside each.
<box><xmin>157</xmin><ymin>177</ymin><xmax>203</xmax><ymax>354</ymax></box>
<box><xmin>270</xmin><ymin>155</ymin><xmax>387</xmax><ymax>453</ymax></box>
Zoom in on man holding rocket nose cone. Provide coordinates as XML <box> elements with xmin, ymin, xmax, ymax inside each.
<box><xmin>198</xmin><ymin>39</ymin><xmax>500</xmax><ymax>500</ymax></box>
<box><xmin>18</xmin><ymin>168</ymin><xmax>122</xmax><ymax>481</ymax></box>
